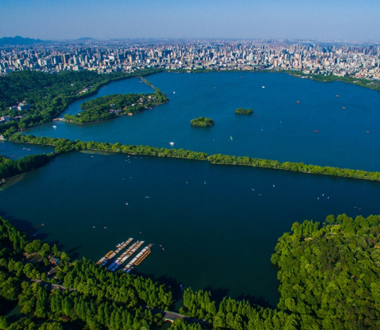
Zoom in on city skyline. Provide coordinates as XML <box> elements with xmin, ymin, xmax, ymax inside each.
<box><xmin>1</xmin><ymin>0</ymin><xmax>380</xmax><ymax>42</ymax></box>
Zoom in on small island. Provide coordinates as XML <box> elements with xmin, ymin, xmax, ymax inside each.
<box><xmin>235</xmin><ymin>107</ymin><xmax>253</xmax><ymax>115</ymax></box>
<box><xmin>64</xmin><ymin>91</ymin><xmax>168</xmax><ymax>124</ymax></box>
<box><xmin>190</xmin><ymin>116</ymin><xmax>215</xmax><ymax>127</ymax></box>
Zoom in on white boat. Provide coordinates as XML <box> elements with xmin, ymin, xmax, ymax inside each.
<box><xmin>169</xmin><ymin>142</ymin><xmax>174</xmax><ymax>146</ymax></box>
<box><xmin>52</xmin><ymin>125</ymin><xmax>57</xmax><ymax>128</ymax></box>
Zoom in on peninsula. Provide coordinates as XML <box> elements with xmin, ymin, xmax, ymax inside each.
<box><xmin>64</xmin><ymin>91</ymin><xmax>168</xmax><ymax>124</ymax></box>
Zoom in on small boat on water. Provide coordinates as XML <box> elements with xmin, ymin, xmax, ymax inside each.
<box><xmin>262</xmin><ymin>86</ymin><xmax>265</xmax><ymax>89</ymax></box>
<box><xmin>169</xmin><ymin>142</ymin><xmax>174</xmax><ymax>146</ymax></box>
<box><xmin>314</xmin><ymin>130</ymin><xmax>319</xmax><ymax>133</ymax></box>
<box><xmin>52</xmin><ymin>125</ymin><xmax>57</xmax><ymax>129</ymax></box>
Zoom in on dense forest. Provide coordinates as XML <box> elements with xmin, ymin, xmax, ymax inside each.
<box><xmin>0</xmin><ymin>216</ymin><xmax>172</xmax><ymax>329</ymax></box>
<box><xmin>0</xmin><ymin>153</ymin><xmax>54</xmax><ymax>179</ymax></box>
<box><xmin>190</xmin><ymin>117</ymin><xmax>215</xmax><ymax>127</ymax></box>
<box><xmin>64</xmin><ymin>91</ymin><xmax>168</xmax><ymax>124</ymax></box>
<box><xmin>176</xmin><ymin>214</ymin><xmax>380</xmax><ymax>330</ymax></box>
<box><xmin>2</xmin><ymin>212</ymin><xmax>380</xmax><ymax>329</ymax></box>
<box><xmin>8</xmin><ymin>134</ymin><xmax>380</xmax><ymax>183</ymax></box>
<box><xmin>270</xmin><ymin>213</ymin><xmax>380</xmax><ymax>329</ymax></box>
<box><xmin>0</xmin><ymin>68</ymin><xmax>162</xmax><ymax>136</ymax></box>
<box><xmin>234</xmin><ymin>108</ymin><xmax>253</xmax><ymax>115</ymax></box>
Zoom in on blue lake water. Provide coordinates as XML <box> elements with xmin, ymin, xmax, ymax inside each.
<box><xmin>0</xmin><ymin>141</ymin><xmax>54</xmax><ymax>160</ymax></box>
<box><xmin>1</xmin><ymin>72</ymin><xmax>380</xmax><ymax>307</ymax></box>
<box><xmin>25</xmin><ymin>72</ymin><xmax>380</xmax><ymax>171</ymax></box>
<box><xmin>1</xmin><ymin>152</ymin><xmax>380</xmax><ymax>307</ymax></box>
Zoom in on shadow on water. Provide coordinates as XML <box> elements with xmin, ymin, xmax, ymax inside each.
<box><xmin>0</xmin><ymin>209</ymin><xmax>34</xmax><ymax>231</ymax></box>
<box><xmin>0</xmin><ymin>210</ymin><xmax>82</xmax><ymax>260</ymax></box>
<box><xmin>235</xmin><ymin>293</ymin><xmax>275</xmax><ymax>309</ymax></box>
<box><xmin>65</xmin><ymin>245</ymin><xmax>82</xmax><ymax>260</ymax></box>
<box><xmin>137</xmin><ymin>271</ymin><xmax>183</xmax><ymax>293</ymax></box>
<box><xmin>49</xmin><ymin>240</ymin><xmax>65</xmax><ymax>251</ymax></box>
<box><xmin>204</xmin><ymin>286</ymin><xmax>276</xmax><ymax>310</ymax></box>
<box><xmin>203</xmin><ymin>286</ymin><xmax>230</xmax><ymax>305</ymax></box>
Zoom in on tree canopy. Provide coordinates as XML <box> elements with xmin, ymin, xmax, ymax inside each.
<box><xmin>190</xmin><ymin>117</ymin><xmax>215</xmax><ymax>127</ymax></box>
<box><xmin>235</xmin><ymin>108</ymin><xmax>253</xmax><ymax>115</ymax></box>
<box><xmin>64</xmin><ymin>91</ymin><xmax>168</xmax><ymax>124</ymax></box>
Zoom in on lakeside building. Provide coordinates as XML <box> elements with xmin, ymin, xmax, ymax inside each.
<box><xmin>1</xmin><ymin>40</ymin><xmax>380</xmax><ymax>80</ymax></box>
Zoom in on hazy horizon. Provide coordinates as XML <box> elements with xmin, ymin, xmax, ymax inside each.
<box><xmin>1</xmin><ymin>0</ymin><xmax>379</xmax><ymax>42</ymax></box>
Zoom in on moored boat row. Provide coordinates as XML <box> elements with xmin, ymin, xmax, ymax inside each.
<box><xmin>107</xmin><ymin>238</ymin><xmax>134</xmax><ymax>260</ymax></box>
<box><xmin>96</xmin><ymin>250</ymin><xmax>114</xmax><ymax>265</ymax></box>
<box><xmin>123</xmin><ymin>244</ymin><xmax>153</xmax><ymax>271</ymax></box>
<box><xmin>108</xmin><ymin>240</ymin><xmax>145</xmax><ymax>271</ymax></box>
<box><xmin>97</xmin><ymin>238</ymin><xmax>154</xmax><ymax>272</ymax></box>
<box><xmin>96</xmin><ymin>238</ymin><xmax>133</xmax><ymax>266</ymax></box>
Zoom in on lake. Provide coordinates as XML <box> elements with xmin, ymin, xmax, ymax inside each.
<box><xmin>25</xmin><ymin>72</ymin><xmax>380</xmax><ymax>171</ymax></box>
<box><xmin>1</xmin><ymin>72</ymin><xmax>380</xmax><ymax>307</ymax></box>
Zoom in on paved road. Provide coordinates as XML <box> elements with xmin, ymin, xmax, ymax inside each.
<box><xmin>162</xmin><ymin>311</ymin><xmax>186</xmax><ymax>322</ymax></box>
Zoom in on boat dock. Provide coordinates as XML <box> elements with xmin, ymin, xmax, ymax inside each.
<box><xmin>96</xmin><ymin>238</ymin><xmax>153</xmax><ymax>272</ymax></box>
<box><xmin>107</xmin><ymin>238</ymin><xmax>133</xmax><ymax>259</ymax></box>
<box><xmin>96</xmin><ymin>250</ymin><xmax>114</xmax><ymax>265</ymax></box>
<box><xmin>108</xmin><ymin>240</ymin><xmax>144</xmax><ymax>271</ymax></box>
<box><xmin>123</xmin><ymin>244</ymin><xmax>153</xmax><ymax>272</ymax></box>
<box><xmin>96</xmin><ymin>238</ymin><xmax>133</xmax><ymax>266</ymax></box>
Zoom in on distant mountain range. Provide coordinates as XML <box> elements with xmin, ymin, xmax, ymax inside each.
<box><xmin>0</xmin><ymin>36</ymin><xmax>47</xmax><ymax>46</ymax></box>
<box><xmin>0</xmin><ymin>36</ymin><xmax>99</xmax><ymax>46</ymax></box>
<box><xmin>76</xmin><ymin>37</ymin><xmax>96</xmax><ymax>41</ymax></box>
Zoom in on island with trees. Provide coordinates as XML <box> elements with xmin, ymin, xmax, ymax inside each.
<box><xmin>235</xmin><ymin>107</ymin><xmax>253</xmax><ymax>115</ymax></box>
<box><xmin>63</xmin><ymin>91</ymin><xmax>169</xmax><ymax>124</ymax></box>
<box><xmin>190</xmin><ymin>117</ymin><xmax>215</xmax><ymax>127</ymax></box>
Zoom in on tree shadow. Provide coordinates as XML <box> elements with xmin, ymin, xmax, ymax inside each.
<box><xmin>203</xmin><ymin>286</ymin><xmax>230</xmax><ymax>305</ymax></box>
<box><xmin>235</xmin><ymin>293</ymin><xmax>276</xmax><ymax>309</ymax></box>
<box><xmin>65</xmin><ymin>245</ymin><xmax>83</xmax><ymax>260</ymax></box>
<box><xmin>0</xmin><ymin>209</ymin><xmax>34</xmax><ymax>231</ymax></box>
<box><xmin>49</xmin><ymin>240</ymin><xmax>65</xmax><ymax>251</ymax></box>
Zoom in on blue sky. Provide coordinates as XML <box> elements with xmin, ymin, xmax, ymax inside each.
<box><xmin>0</xmin><ymin>0</ymin><xmax>379</xmax><ymax>41</ymax></box>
